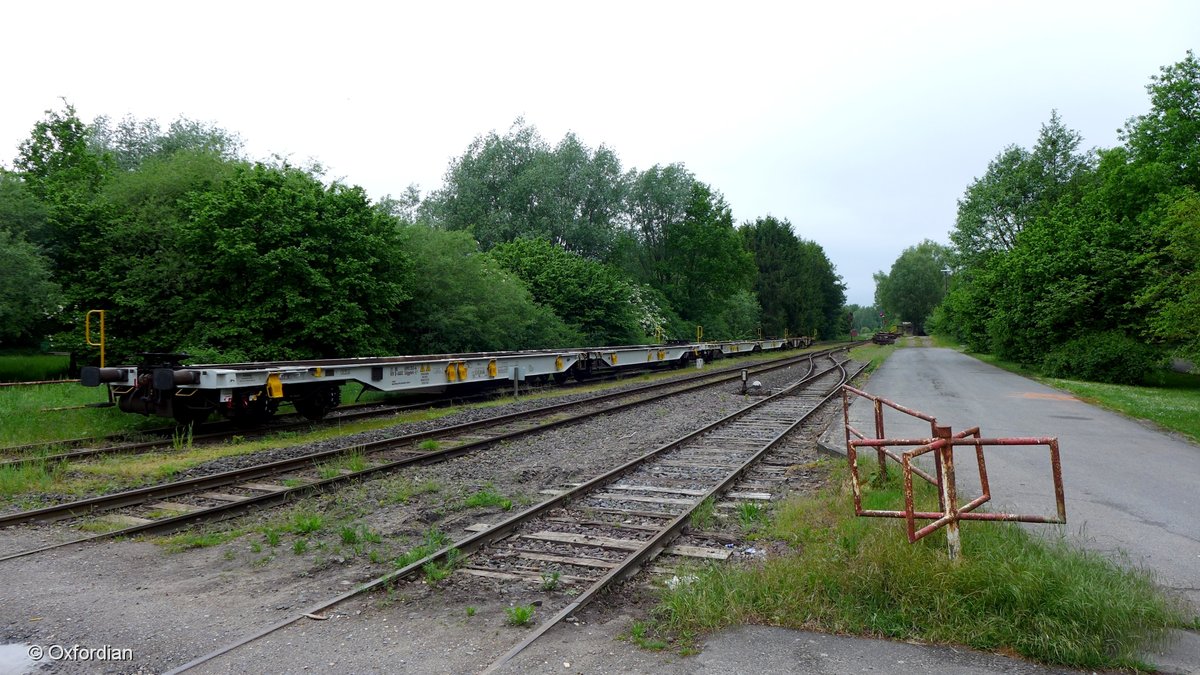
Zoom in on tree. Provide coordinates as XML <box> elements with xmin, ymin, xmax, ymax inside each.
<box><xmin>0</xmin><ymin>229</ymin><xmax>59</xmax><ymax>346</ymax></box>
<box><xmin>426</xmin><ymin>120</ymin><xmax>626</xmax><ymax>259</ymax></box>
<box><xmin>90</xmin><ymin>114</ymin><xmax>243</xmax><ymax>171</ymax></box>
<box><xmin>490</xmin><ymin>237</ymin><xmax>643</xmax><ymax>345</ymax></box>
<box><xmin>1121</xmin><ymin>50</ymin><xmax>1200</xmax><ymax>190</ymax></box>
<box><xmin>1137</xmin><ymin>189</ymin><xmax>1200</xmax><ymax>361</ymax></box>
<box><xmin>741</xmin><ymin>216</ymin><xmax>847</xmax><ymax>338</ymax></box>
<box><xmin>951</xmin><ymin>111</ymin><xmax>1092</xmax><ymax>265</ymax></box>
<box><xmin>394</xmin><ymin>226</ymin><xmax>579</xmax><ymax>353</ymax></box>
<box><xmin>874</xmin><ymin>240</ymin><xmax>951</xmax><ymax>334</ymax></box>
<box><xmin>169</xmin><ymin>163</ymin><xmax>414</xmax><ymax>360</ymax></box>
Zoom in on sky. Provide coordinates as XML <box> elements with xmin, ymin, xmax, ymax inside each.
<box><xmin>3</xmin><ymin>1</ymin><xmax>1198</xmax><ymax>306</ymax></box>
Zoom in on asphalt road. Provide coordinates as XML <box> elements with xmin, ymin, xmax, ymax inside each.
<box><xmin>821</xmin><ymin>344</ymin><xmax>1200</xmax><ymax>672</ymax></box>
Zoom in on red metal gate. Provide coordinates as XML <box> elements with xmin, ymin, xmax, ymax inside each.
<box><xmin>840</xmin><ymin>384</ymin><xmax>1066</xmax><ymax>559</ymax></box>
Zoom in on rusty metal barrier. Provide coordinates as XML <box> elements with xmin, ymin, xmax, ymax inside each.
<box><xmin>841</xmin><ymin>384</ymin><xmax>1066</xmax><ymax>559</ymax></box>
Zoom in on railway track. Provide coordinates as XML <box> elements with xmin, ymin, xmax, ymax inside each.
<box><xmin>164</xmin><ymin>352</ymin><xmax>863</xmax><ymax>674</ymax></box>
<box><xmin>0</xmin><ymin>347</ymin><xmax>846</xmax><ymax>561</ymax></box>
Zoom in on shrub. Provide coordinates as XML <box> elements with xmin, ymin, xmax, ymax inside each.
<box><xmin>1042</xmin><ymin>331</ymin><xmax>1159</xmax><ymax>384</ymax></box>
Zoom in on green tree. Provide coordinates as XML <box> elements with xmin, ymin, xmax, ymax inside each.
<box><xmin>427</xmin><ymin>120</ymin><xmax>626</xmax><ymax>259</ymax></box>
<box><xmin>170</xmin><ymin>163</ymin><xmax>413</xmax><ymax>360</ymax></box>
<box><xmin>951</xmin><ymin>111</ymin><xmax>1092</xmax><ymax>265</ymax></box>
<box><xmin>741</xmin><ymin>216</ymin><xmax>846</xmax><ymax>338</ymax></box>
<box><xmin>874</xmin><ymin>240</ymin><xmax>951</xmax><ymax>335</ymax></box>
<box><xmin>1137</xmin><ymin>190</ymin><xmax>1200</xmax><ymax>361</ymax></box>
<box><xmin>0</xmin><ymin>229</ymin><xmax>60</xmax><ymax>345</ymax></box>
<box><xmin>1121</xmin><ymin>50</ymin><xmax>1200</xmax><ymax>190</ymax></box>
<box><xmin>490</xmin><ymin>237</ymin><xmax>642</xmax><ymax>345</ymax></box>
<box><xmin>395</xmin><ymin>226</ymin><xmax>579</xmax><ymax>353</ymax></box>
<box><xmin>90</xmin><ymin>114</ymin><xmax>243</xmax><ymax>171</ymax></box>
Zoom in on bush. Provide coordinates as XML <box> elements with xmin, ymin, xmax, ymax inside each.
<box><xmin>1042</xmin><ymin>331</ymin><xmax>1159</xmax><ymax>384</ymax></box>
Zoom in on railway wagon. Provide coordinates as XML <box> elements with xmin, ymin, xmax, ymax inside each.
<box><xmin>81</xmin><ymin>338</ymin><xmax>812</xmax><ymax>425</ymax></box>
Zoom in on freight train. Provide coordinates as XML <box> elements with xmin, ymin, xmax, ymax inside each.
<box><xmin>81</xmin><ymin>338</ymin><xmax>812</xmax><ymax>425</ymax></box>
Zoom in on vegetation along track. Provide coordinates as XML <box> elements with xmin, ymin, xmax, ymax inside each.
<box><xmin>0</xmin><ymin>347</ymin><xmax>848</xmax><ymax>561</ymax></box>
<box><xmin>166</xmin><ymin>351</ymin><xmax>862</xmax><ymax>674</ymax></box>
<box><xmin>0</xmin><ymin>395</ymin><xmax>495</xmax><ymax>469</ymax></box>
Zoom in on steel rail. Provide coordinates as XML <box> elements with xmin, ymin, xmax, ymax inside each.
<box><xmin>0</xmin><ymin>349</ymin><xmax>841</xmax><ymax>560</ymax></box>
<box><xmin>163</xmin><ymin>353</ymin><xmax>864</xmax><ymax>675</ymax></box>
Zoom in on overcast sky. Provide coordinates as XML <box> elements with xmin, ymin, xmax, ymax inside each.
<box><xmin>3</xmin><ymin>1</ymin><xmax>1197</xmax><ymax>306</ymax></box>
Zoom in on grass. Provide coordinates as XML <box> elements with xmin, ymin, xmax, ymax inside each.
<box><xmin>1044</xmin><ymin>372</ymin><xmax>1200</xmax><ymax>442</ymax></box>
<box><xmin>0</xmin><ymin>353</ymin><xmax>71</xmax><ymax>382</ymax></box>
<box><xmin>0</xmin><ymin>460</ymin><xmax>67</xmax><ymax>498</ymax></box>
<box><xmin>387</xmin><ymin>478</ymin><xmax>441</xmax><ymax>504</ymax></box>
<box><xmin>505</xmin><ymin>604</ymin><xmax>536</xmax><ymax>627</ymax></box>
<box><xmin>952</xmin><ymin>341</ymin><xmax>1200</xmax><ymax>444</ymax></box>
<box><xmin>654</xmin><ymin>461</ymin><xmax>1191</xmax><ymax>670</ymax></box>
<box><xmin>689</xmin><ymin>497</ymin><xmax>716</xmax><ymax>530</ymax></box>
<box><xmin>158</xmin><ymin>529</ymin><xmax>245</xmax><ymax>552</ymax></box>
<box><xmin>736</xmin><ymin>501</ymin><xmax>768</xmax><ymax>529</ymax></box>
<box><xmin>461</xmin><ymin>486</ymin><xmax>513</xmax><ymax>511</ymax></box>
<box><xmin>0</xmin><ymin>382</ymin><xmax>161</xmax><ymax>447</ymax></box>
<box><xmin>393</xmin><ymin>527</ymin><xmax>451</xmax><ymax>568</ymax></box>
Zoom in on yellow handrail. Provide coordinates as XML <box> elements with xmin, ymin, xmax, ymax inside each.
<box><xmin>85</xmin><ymin>310</ymin><xmax>106</xmax><ymax>368</ymax></box>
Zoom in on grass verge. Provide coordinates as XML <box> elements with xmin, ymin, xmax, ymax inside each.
<box><xmin>945</xmin><ymin>341</ymin><xmax>1200</xmax><ymax>444</ymax></box>
<box><xmin>655</xmin><ymin>462</ymin><xmax>1191</xmax><ymax>670</ymax></box>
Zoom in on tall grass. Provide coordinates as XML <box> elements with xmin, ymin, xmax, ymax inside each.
<box><xmin>0</xmin><ymin>354</ymin><xmax>71</xmax><ymax>382</ymax></box>
<box><xmin>0</xmin><ymin>382</ymin><xmax>158</xmax><ymax>447</ymax></box>
<box><xmin>656</xmin><ymin>464</ymin><xmax>1189</xmax><ymax>670</ymax></box>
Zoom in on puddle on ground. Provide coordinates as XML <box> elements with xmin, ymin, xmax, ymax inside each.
<box><xmin>0</xmin><ymin>644</ymin><xmax>34</xmax><ymax>675</ymax></box>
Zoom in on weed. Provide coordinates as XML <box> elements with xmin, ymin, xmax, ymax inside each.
<box><xmin>736</xmin><ymin>501</ymin><xmax>767</xmax><ymax>528</ymax></box>
<box><xmin>423</xmin><ymin>560</ymin><xmax>453</xmax><ymax>584</ymax></box>
<box><xmin>158</xmin><ymin>529</ymin><xmax>243</xmax><ymax>553</ymax></box>
<box><xmin>690</xmin><ymin>497</ymin><xmax>716</xmax><ymax>530</ymax></box>
<box><xmin>290</xmin><ymin>512</ymin><xmax>324</xmax><ymax>534</ymax></box>
<box><xmin>462</xmin><ymin>486</ymin><xmax>513</xmax><ymax>511</ymax></box>
<box><xmin>540</xmin><ymin>570</ymin><xmax>561</xmax><ymax>591</ymax></box>
<box><xmin>393</xmin><ymin>528</ymin><xmax>451</xmax><ymax>569</ymax></box>
<box><xmin>250</xmin><ymin>542</ymin><xmax>262</xmax><ymax>553</ymax></box>
<box><xmin>369</xmin><ymin>549</ymin><xmax>384</xmax><ymax>564</ymax></box>
<box><xmin>223</xmin><ymin>549</ymin><xmax>236</xmax><ymax>561</ymax></box>
<box><xmin>282</xmin><ymin>478</ymin><xmax>305</xmax><ymax>488</ymax></box>
<box><xmin>263</xmin><ymin>528</ymin><xmax>281</xmax><ymax>547</ymax></box>
<box><xmin>505</xmin><ymin>605</ymin><xmax>536</xmax><ymax>627</ymax></box>
<box><xmin>293</xmin><ymin>539</ymin><xmax>308</xmax><ymax>555</ymax></box>
<box><xmin>418</xmin><ymin>439</ymin><xmax>440</xmax><ymax>451</ymax></box>
<box><xmin>171</xmin><ymin>424</ymin><xmax>194</xmax><ymax>451</ymax></box>
<box><xmin>466</xmin><ymin>606</ymin><xmax>477</xmax><ymax>617</ymax></box>
<box><xmin>627</xmin><ymin>620</ymin><xmax>667</xmax><ymax>650</ymax></box>
<box><xmin>340</xmin><ymin>525</ymin><xmax>359</xmax><ymax>545</ymax></box>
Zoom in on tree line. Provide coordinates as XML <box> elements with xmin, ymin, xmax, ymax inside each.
<box><xmin>873</xmin><ymin>52</ymin><xmax>1199</xmax><ymax>384</ymax></box>
<box><xmin>0</xmin><ymin>112</ymin><xmax>846</xmax><ymax>362</ymax></box>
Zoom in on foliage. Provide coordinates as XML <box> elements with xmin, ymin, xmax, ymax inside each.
<box><xmin>1041</xmin><ymin>331</ymin><xmax>1159</xmax><ymax>384</ymax></box>
<box><xmin>741</xmin><ymin>216</ymin><xmax>846</xmax><ymax>338</ymax></box>
<box><xmin>168</xmin><ymin>163</ymin><xmax>414</xmax><ymax>360</ymax></box>
<box><xmin>427</xmin><ymin>119</ymin><xmax>625</xmax><ymax>259</ymax></box>
<box><xmin>394</xmin><ymin>226</ymin><xmax>579</xmax><ymax>353</ymax></box>
<box><xmin>1136</xmin><ymin>190</ymin><xmax>1200</xmax><ymax>361</ymax></box>
<box><xmin>872</xmin><ymin>240</ymin><xmax>949</xmax><ymax>335</ymax></box>
<box><xmin>491</xmin><ymin>237</ymin><xmax>643</xmax><ymax>344</ymax></box>
<box><xmin>937</xmin><ymin>54</ymin><xmax>1200</xmax><ymax>379</ymax></box>
<box><xmin>0</xmin><ymin>228</ymin><xmax>60</xmax><ymax>345</ymax></box>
